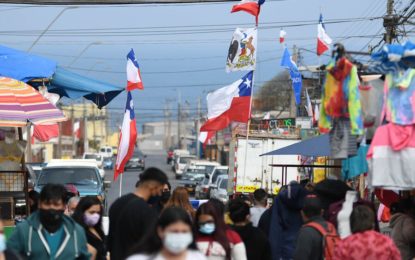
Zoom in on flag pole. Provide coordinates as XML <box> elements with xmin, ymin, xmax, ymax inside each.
<box><xmin>119</xmin><ymin>173</ymin><xmax>123</xmax><ymax>197</ymax></box>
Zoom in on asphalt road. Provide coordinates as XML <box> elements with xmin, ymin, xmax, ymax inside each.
<box><xmin>104</xmin><ymin>150</ymin><xmax>180</xmax><ymax>209</ymax></box>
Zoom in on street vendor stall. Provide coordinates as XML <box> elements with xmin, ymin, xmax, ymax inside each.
<box><xmin>0</xmin><ymin>77</ymin><xmax>66</xmax><ymax>222</ymax></box>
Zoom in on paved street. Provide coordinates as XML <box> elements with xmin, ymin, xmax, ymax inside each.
<box><xmin>105</xmin><ymin>149</ymin><xmax>179</xmax><ymax>209</ymax></box>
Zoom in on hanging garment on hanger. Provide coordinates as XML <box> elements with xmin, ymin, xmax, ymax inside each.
<box><xmin>367</xmin><ymin>123</ymin><xmax>415</xmax><ymax>190</ymax></box>
<box><xmin>385</xmin><ymin>69</ymin><xmax>415</xmax><ymax>125</ymax></box>
<box><xmin>341</xmin><ymin>145</ymin><xmax>369</xmax><ymax>180</ymax></box>
<box><xmin>319</xmin><ymin>58</ymin><xmax>363</xmax><ymax>135</ymax></box>
<box><xmin>329</xmin><ymin>118</ymin><xmax>357</xmax><ymax>159</ymax></box>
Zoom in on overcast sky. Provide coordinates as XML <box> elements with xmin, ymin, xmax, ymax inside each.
<box><xmin>0</xmin><ymin>0</ymin><xmax>403</xmax><ymax>127</ymax></box>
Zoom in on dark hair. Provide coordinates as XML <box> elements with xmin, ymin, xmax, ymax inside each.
<box><xmin>390</xmin><ymin>199</ymin><xmax>413</xmax><ymax>215</ymax></box>
<box><xmin>253</xmin><ymin>189</ymin><xmax>268</xmax><ymax>205</ymax></box>
<box><xmin>196</xmin><ymin>202</ymin><xmax>230</xmax><ymax>259</ymax></box>
<box><xmin>40</xmin><ymin>184</ymin><xmax>67</xmax><ymax>204</ymax></box>
<box><xmin>72</xmin><ymin>196</ymin><xmax>104</xmax><ymax>238</ymax></box>
<box><xmin>350</xmin><ymin>205</ymin><xmax>375</xmax><ymax>234</ymax></box>
<box><xmin>228</xmin><ymin>199</ymin><xmax>250</xmax><ymax>223</ymax></box>
<box><xmin>208</xmin><ymin>198</ymin><xmax>225</xmax><ymax>216</ymax></box>
<box><xmin>136</xmin><ymin>167</ymin><xmax>168</xmax><ymax>187</ymax></box>
<box><xmin>302</xmin><ymin>195</ymin><xmax>322</xmax><ymax>218</ymax></box>
<box><xmin>128</xmin><ymin>207</ymin><xmax>197</xmax><ymax>256</ymax></box>
<box><xmin>28</xmin><ymin>190</ymin><xmax>39</xmax><ymax>201</ymax></box>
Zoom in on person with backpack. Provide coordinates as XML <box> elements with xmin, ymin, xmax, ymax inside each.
<box><xmin>294</xmin><ymin>195</ymin><xmax>339</xmax><ymax>260</ymax></box>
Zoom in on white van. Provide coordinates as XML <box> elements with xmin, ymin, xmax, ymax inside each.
<box><xmin>99</xmin><ymin>146</ymin><xmax>113</xmax><ymax>158</ymax></box>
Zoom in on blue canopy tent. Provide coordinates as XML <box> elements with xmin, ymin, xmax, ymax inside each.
<box><xmin>49</xmin><ymin>67</ymin><xmax>123</xmax><ymax>109</ymax></box>
<box><xmin>0</xmin><ymin>45</ymin><xmax>56</xmax><ymax>82</ymax></box>
<box><xmin>260</xmin><ymin>134</ymin><xmax>331</xmax><ymax>157</ymax></box>
<box><xmin>0</xmin><ymin>45</ymin><xmax>124</xmax><ymax>108</ymax></box>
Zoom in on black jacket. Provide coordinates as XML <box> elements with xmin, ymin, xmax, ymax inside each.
<box><xmin>230</xmin><ymin>223</ymin><xmax>272</xmax><ymax>260</ymax></box>
<box><xmin>293</xmin><ymin>216</ymin><xmax>327</xmax><ymax>260</ymax></box>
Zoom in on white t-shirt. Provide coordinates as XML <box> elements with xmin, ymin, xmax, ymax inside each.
<box><xmin>127</xmin><ymin>250</ymin><xmax>207</xmax><ymax>260</ymax></box>
<box><xmin>250</xmin><ymin>206</ymin><xmax>267</xmax><ymax>227</ymax></box>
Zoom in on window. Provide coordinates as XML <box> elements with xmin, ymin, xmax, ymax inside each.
<box><xmin>220</xmin><ymin>179</ymin><xmax>228</xmax><ymax>189</ymax></box>
<box><xmin>38</xmin><ymin>168</ymin><xmax>99</xmax><ymax>187</ymax></box>
<box><xmin>212</xmin><ymin>169</ymin><xmax>228</xmax><ymax>183</ymax></box>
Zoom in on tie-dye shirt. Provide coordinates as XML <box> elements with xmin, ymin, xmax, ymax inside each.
<box><xmin>385</xmin><ymin>69</ymin><xmax>415</xmax><ymax>125</ymax></box>
<box><xmin>319</xmin><ymin>58</ymin><xmax>363</xmax><ymax>135</ymax></box>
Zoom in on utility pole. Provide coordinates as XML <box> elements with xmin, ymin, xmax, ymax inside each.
<box><xmin>83</xmin><ymin>100</ymin><xmax>89</xmax><ymax>154</ymax></box>
<box><xmin>177</xmin><ymin>90</ymin><xmax>182</xmax><ymax>149</ymax></box>
<box><xmin>93</xmin><ymin>106</ymin><xmax>96</xmax><ymax>151</ymax></box>
<box><xmin>167</xmin><ymin>104</ymin><xmax>172</xmax><ymax>149</ymax></box>
<box><xmin>289</xmin><ymin>45</ymin><xmax>299</xmax><ymax>118</ymax></box>
<box><xmin>71</xmin><ymin>104</ymin><xmax>76</xmax><ymax>158</ymax></box>
<box><xmin>196</xmin><ymin>97</ymin><xmax>201</xmax><ymax>158</ymax></box>
<box><xmin>384</xmin><ymin>0</ymin><xmax>398</xmax><ymax>44</ymax></box>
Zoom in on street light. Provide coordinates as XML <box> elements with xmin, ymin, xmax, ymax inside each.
<box><xmin>67</xmin><ymin>41</ymin><xmax>103</xmax><ymax>68</ymax></box>
<box><xmin>27</xmin><ymin>6</ymin><xmax>78</xmax><ymax>53</ymax></box>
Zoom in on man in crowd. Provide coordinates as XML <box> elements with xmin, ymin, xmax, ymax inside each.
<box><xmin>294</xmin><ymin>195</ymin><xmax>335</xmax><ymax>260</ymax></box>
<box><xmin>7</xmin><ymin>184</ymin><xmax>90</xmax><ymax>259</ymax></box>
<box><xmin>228</xmin><ymin>198</ymin><xmax>271</xmax><ymax>260</ymax></box>
<box><xmin>108</xmin><ymin>167</ymin><xmax>168</xmax><ymax>260</ymax></box>
<box><xmin>250</xmin><ymin>188</ymin><xmax>268</xmax><ymax>227</ymax></box>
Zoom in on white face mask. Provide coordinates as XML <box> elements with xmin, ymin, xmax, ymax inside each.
<box><xmin>163</xmin><ymin>232</ymin><xmax>193</xmax><ymax>254</ymax></box>
<box><xmin>0</xmin><ymin>234</ymin><xmax>6</xmax><ymax>252</ymax></box>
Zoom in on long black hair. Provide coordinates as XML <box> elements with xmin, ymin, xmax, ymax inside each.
<box><xmin>72</xmin><ymin>196</ymin><xmax>104</xmax><ymax>238</ymax></box>
<box><xmin>128</xmin><ymin>207</ymin><xmax>197</xmax><ymax>256</ymax></box>
<box><xmin>196</xmin><ymin>202</ymin><xmax>231</xmax><ymax>259</ymax></box>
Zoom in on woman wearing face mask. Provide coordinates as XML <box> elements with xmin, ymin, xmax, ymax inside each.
<box><xmin>127</xmin><ymin>207</ymin><xmax>206</xmax><ymax>260</ymax></box>
<box><xmin>195</xmin><ymin>202</ymin><xmax>247</xmax><ymax>260</ymax></box>
<box><xmin>165</xmin><ymin>187</ymin><xmax>195</xmax><ymax>219</ymax></box>
<box><xmin>72</xmin><ymin>196</ymin><xmax>106</xmax><ymax>260</ymax></box>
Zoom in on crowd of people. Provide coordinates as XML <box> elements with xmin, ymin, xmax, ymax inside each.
<box><xmin>2</xmin><ymin>167</ymin><xmax>415</xmax><ymax>260</ymax></box>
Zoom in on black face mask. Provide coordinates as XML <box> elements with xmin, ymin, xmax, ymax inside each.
<box><xmin>39</xmin><ymin>209</ymin><xmax>64</xmax><ymax>233</ymax></box>
<box><xmin>147</xmin><ymin>195</ymin><xmax>162</xmax><ymax>205</ymax></box>
<box><xmin>160</xmin><ymin>191</ymin><xmax>171</xmax><ymax>204</ymax></box>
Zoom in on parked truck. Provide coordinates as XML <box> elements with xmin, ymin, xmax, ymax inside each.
<box><xmin>228</xmin><ymin>133</ymin><xmax>301</xmax><ymax>195</ymax></box>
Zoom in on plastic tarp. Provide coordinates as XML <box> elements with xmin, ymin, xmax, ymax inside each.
<box><xmin>260</xmin><ymin>134</ymin><xmax>331</xmax><ymax>157</ymax></box>
<box><xmin>49</xmin><ymin>67</ymin><xmax>124</xmax><ymax>108</ymax></box>
<box><xmin>0</xmin><ymin>45</ymin><xmax>56</xmax><ymax>82</ymax></box>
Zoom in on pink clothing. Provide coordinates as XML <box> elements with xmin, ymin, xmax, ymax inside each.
<box><xmin>334</xmin><ymin>230</ymin><xmax>401</xmax><ymax>260</ymax></box>
<box><xmin>367</xmin><ymin>123</ymin><xmax>415</xmax><ymax>190</ymax></box>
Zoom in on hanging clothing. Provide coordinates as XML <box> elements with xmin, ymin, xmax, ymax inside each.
<box><xmin>341</xmin><ymin>145</ymin><xmax>369</xmax><ymax>180</ymax></box>
<box><xmin>385</xmin><ymin>69</ymin><xmax>415</xmax><ymax>125</ymax></box>
<box><xmin>329</xmin><ymin>118</ymin><xmax>357</xmax><ymax>159</ymax></box>
<box><xmin>367</xmin><ymin>123</ymin><xmax>415</xmax><ymax>190</ymax></box>
<box><xmin>319</xmin><ymin>58</ymin><xmax>363</xmax><ymax>135</ymax></box>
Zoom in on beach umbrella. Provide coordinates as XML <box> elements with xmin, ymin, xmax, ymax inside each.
<box><xmin>0</xmin><ymin>77</ymin><xmax>66</xmax><ymax>127</ymax></box>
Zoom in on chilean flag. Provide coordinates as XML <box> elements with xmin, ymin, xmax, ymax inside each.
<box><xmin>32</xmin><ymin>123</ymin><xmax>59</xmax><ymax>143</ymax></box>
<box><xmin>126</xmin><ymin>49</ymin><xmax>144</xmax><ymax>91</ymax></box>
<box><xmin>317</xmin><ymin>14</ymin><xmax>332</xmax><ymax>56</ymax></box>
<box><xmin>114</xmin><ymin>91</ymin><xmax>137</xmax><ymax>180</ymax></box>
<box><xmin>231</xmin><ymin>0</ymin><xmax>265</xmax><ymax>25</ymax></box>
<box><xmin>200</xmin><ymin>71</ymin><xmax>253</xmax><ymax>132</ymax></box>
<box><xmin>199</xmin><ymin>131</ymin><xmax>215</xmax><ymax>148</ymax></box>
<box><xmin>73</xmin><ymin>121</ymin><xmax>81</xmax><ymax>139</ymax></box>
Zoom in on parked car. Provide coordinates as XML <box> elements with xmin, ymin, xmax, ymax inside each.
<box><xmin>174</xmin><ymin>155</ymin><xmax>196</xmax><ymax>178</ymax></box>
<box><xmin>35</xmin><ymin>159</ymin><xmax>109</xmax><ymax>209</ymax></box>
<box><xmin>210</xmin><ymin>176</ymin><xmax>229</xmax><ymax>203</ymax></box>
<box><xmin>99</xmin><ymin>146</ymin><xmax>114</xmax><ymax>158</ymax></box>
<box><xmin>195</xmin><ymin>166</ymin><xmax>229</xmax><ymax>199</ymax></box>
<box><xmin>103</xmin><ymin>157</ymin><xmax>114</xmax><ymax>170</ymax></box>
<box><xmin>125</xmin><ymin>150</ymin><xmax>146</xmax><ymax>171</ymax></box>
<box><xmin>177</xmin><ymin>164</ymin><xmax>206</xmax><ymax>194</ymax></box>
<box><xmin>83</xmin><ymin>153</ymin><xmax>104</xmax><ymax>169</ymax></box>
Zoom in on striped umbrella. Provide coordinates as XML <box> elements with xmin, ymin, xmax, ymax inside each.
<box><xmin>0</xmin><ymin>77</ymin><xmax>66</xmax><ymax>127</ymax></box>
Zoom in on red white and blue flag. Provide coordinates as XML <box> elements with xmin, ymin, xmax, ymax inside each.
<box><xmin>200</xmin><ymin>71</ymin><xmax>253</xmax><ymax>131</ymax></box>
<box><xmin>126</xmin><ymin>49</ymin><xmax>144</xmax><ymax>91</ymax></box>
<box><xmin>231</xmin><ymin>0</ymin><xmax>265</xmax><ymax>25</ymax></box>
<box><xmin>317</xmin><ymin>14</ymin><xmax>332</xmax><ymax>56</ymax></box>
<box><xmin>114</xmin><ymin>91</ymin><xmax>137</xmax><ymax>180</ymax></box>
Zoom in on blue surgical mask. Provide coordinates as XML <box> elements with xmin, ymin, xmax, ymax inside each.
<box><xmin>199</xmin><ymin>223</ymin><xmax>215</xmax><ymax>234</ymax></box>
<box><xmin>0</xmin><ymin>234</ymin><xmax>6</xmax><ymax>252</ymax></box>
